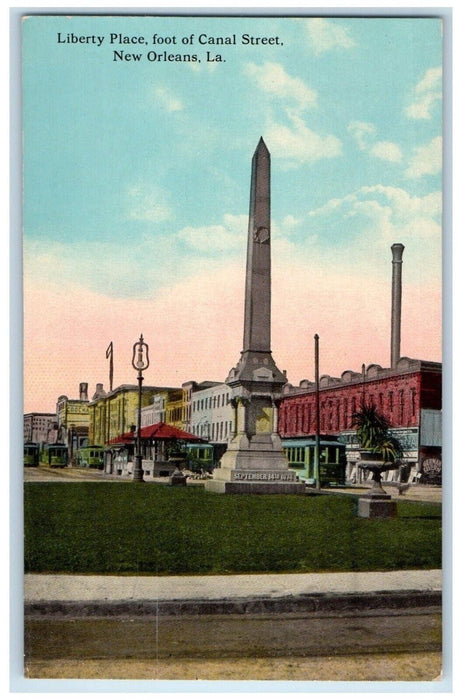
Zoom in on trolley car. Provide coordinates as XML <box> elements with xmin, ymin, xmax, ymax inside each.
<box><xmin>282</xmin><ymin>436</ymin><xmax>346</xmax><ymax>486</ymax></box>
<box><xmin>76</xmin><ymin>445</ymin><xmax>105</xmax><ymax>469</ymax></box>
<box><xmin>39</xmin><ymin>443</ymin><xmax>68</xmax><ymax>468</ymax></box>
<box><xmin>24</xmin><ymin>442</ymin><xmax>40</xmax><ymax>467</ymax></box>
<box><xmin>184</xmin><ymin>443</ymin><xmax>215</xmax><ymax>473</ymax></box>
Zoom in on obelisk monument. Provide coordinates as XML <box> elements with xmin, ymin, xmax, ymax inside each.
<box><xmin>206</xmin><ymin>138</ymin><xmax>304</xmax><ymax>494</ymax></box>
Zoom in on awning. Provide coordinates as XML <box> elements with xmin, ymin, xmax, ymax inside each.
<box><xmin>108</xmin><ymin>422</ymin><xmax>203</xmax><ymax>444</ymax></box>
<box><xmin>108</xmin><ymin>432</ymin><xmax>135</xmax><ymax>445</ymax></box>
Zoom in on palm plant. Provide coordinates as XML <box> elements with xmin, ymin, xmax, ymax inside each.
<box><xmin>352</xmin><ymin>403</ymin><xmax>403</xmax><ymax>464</ymax></box>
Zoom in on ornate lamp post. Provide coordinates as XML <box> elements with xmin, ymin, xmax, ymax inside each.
<box><xmin>131</xmin><ymin>333</ymin><xmax>150</xmax><ymax>482</ymax></box>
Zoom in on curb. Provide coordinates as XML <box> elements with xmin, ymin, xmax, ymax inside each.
<box><xmin>25</xmin><ymin>589</ymin><xmax>442</xmax><ymax>618</ymax></box>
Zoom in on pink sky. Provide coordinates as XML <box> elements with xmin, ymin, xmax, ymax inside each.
<box><xmin>24</xmin><ymin>256</ymin><xmax>441</xmax><ymax>414</ymax></box>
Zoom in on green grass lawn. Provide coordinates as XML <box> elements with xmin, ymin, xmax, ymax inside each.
<box><xmin>24</xmin><ymin>483</ymin><xmax>442</xmax><ymax>575</ymax></box>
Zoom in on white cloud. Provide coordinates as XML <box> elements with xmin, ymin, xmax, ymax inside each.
<box><xmin>23</xmin><ymin>210</ymin><xmax>301</xmax><ymax>303</ymax></box>
<box><xmin>361</xmin><ymin>185</ymin><xmax>441</xmax><ymax>220</ymax></box>
<box><xmin>244</xmin><ymin>62</ymin><xmax>317</xmax><ymax>110</ymax></box>
<box><xmin>405</xmin><ymin>66</ymin><xmax>442</xmax><ymax>120</ymax></box>
<box><xmin>405</xmin><ymin>136</ymin><xmax>442</xmax><ymax>178</ymax></box>
<box><xmin>348</xmin><ymin>121</ymin><xmax>402</xmax><ymax>163</ymax></box>
<box><xmin>306</xmin><ymin>185</ymin><xmax>442</xmax><ymax>268</ymax></box>
<box><xmin>405</xmin><ymin>93</ymin><xmax>441</xmax><ymax>120</ymax></box>
<box><xmin>416</xmin><ymin>67</ymin><xmax>442</xmax><ymax>94</ymax></box>
<box><xmin>308</xmin><ymin>195</ymin><xmax>355</xmax><ymax>218</ymax></box>
<box><xmin>281</xmin><ymin>214</ymin><xmax>301</xmax><ymax>229</ymax></box>
<box><xmin>153</xmin><ymin>86</ymin><xmax>184</xmax><ymax>112</ymax></box>
<box><xmin>348</xmin><ymin>121</ymin><xmax>376</xmax><ymax>150</ymax></box>
<box><xmin>304</xmin><ymin>18</ymin><xmax>356</xmax><ymax>55</ymax></box>
<box><xmin>370</xmin><ymin>141</ymin><xmax>403</xmax><ymax>163</ymax></box>
<box><xmin>244</xmin><ymin>61</ymin><xmax>340</xmax><ymax>167</ymax></box>
<box><xmin>126</xmin><ymin>183</ymin><xmax>174</xmax><ymax>223</ymax></box>
<box><xmin>266</xmin><ymin>114</ymin><xmax>342</xmax><ymax>165</ymax></box>
<box><xmin>177</xmin><ymin>214</ymin><xmax>247</xmax><ymax>253</ymax></box>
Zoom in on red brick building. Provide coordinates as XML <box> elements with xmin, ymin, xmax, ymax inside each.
<box><xmin>277</xmin><ymin>357</ymin><xmax>442</xmax><ymax>483</ymax></box>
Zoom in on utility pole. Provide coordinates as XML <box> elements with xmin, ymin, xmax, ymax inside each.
<box><xmin>106</xmin><ymin>341</ymin><xmax>114</xmax><ymax>392</ymax></box>
<box><xmin>314</xmin><ymin>334</ymin><xmax>321</xmax><ymax>490</ymax></box>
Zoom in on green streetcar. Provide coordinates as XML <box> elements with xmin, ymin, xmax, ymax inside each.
<box><xmin>39</xmin><ymin>443</ymin><xmax>68</xmax><ymax>468</ymax></box>
<box><xmin>282</xmin><ymin>436</ymin><xmax>346</xmax><ymax>486</ymax></box>
<box><xmin>24</xmin><ymin>442</ymin><xmax>40</xmax><ymax>467</ymax></box>
<box><xmin>184</xmin><ymin>443</ymin><xmax>215</xmax><ymax>473</ymax></box>
<box><xmin>76</xmin><ymin>445</ymin><xmax>105</xmax><ymax>469</ymax></box>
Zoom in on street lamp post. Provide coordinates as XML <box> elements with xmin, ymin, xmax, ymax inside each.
<box><xmin>131</xmin><ymin>333</ymin><xmax>150</xmax><ymax>482</ymax></box>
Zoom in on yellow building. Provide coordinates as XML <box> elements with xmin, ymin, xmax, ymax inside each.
<box><xmin>141</xmin><ymin>388</ymin><xmax>183</xmax><ymax>427</ymax></box>
<box><xmin>88</xmin><ymin>383</ymin><xmax>161</xmax><ymax>446</ymax></box>
<box><xmin>56</xmin><ymin>383</ymin><xmax>90</xmax><ymax>459</ymax></box>
<box><xmin>165</xmin><ymin>389</ymin><xmax>184</xmax><ymax>429</ymax></box>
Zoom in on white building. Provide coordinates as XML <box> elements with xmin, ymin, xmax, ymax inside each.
<box><xmin>23</xmin><ymin>412</ymin><xmax>57</xmax><ymax>444</ymax></box>
<box><xmin>190</xmin><ymin>382</ymin><xmax>233</xmax><ymax>447</ymax></box>
<box><xmin>141</xmin><ymin>392</ymin><xmax>167</xmax><ymax>427</ymax></box>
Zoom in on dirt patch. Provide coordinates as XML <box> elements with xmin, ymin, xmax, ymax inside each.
<box><xmin>25</xmin><ymin>651</ymin><xmax>443</xmax><ymax>681</ymax></box>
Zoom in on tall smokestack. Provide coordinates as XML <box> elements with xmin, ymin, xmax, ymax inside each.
<box><xmin>390</xmin><ymin>243</ymin><xmax>405</xmax><ymax>369</ymax></box>
<box><xmin>79</xmin><ymin>382</ymin><xmax>88</xmax><ymax>401</ymax></box>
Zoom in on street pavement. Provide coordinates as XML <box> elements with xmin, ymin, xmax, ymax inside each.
<box><xmin>24</xmin><ymin>569</ymin><xmax>443</xmax><ymax>682</ymax></box>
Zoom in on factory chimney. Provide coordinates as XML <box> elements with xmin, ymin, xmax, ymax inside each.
<box><xmin>79</xmin><ymin>382</ymin><xmax>88</xmax><ymax>401</ymax></box>
<box><xmin>390</xmin><ymin>243</ymin><xmax>405</xmax><ymax>369</ymax></box>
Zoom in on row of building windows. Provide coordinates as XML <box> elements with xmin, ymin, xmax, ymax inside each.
<box><xmin>168</xmin><ymin>406</ymin><xmax>183</xmax><ymax>423</ymax></box>
<box><xmin>191</xmin><ymin>420</ymin><xmax>233</xmax><ymax>442</ymax></box>
<box><xmin>280</xmin><ymin>386</ymin><xmax>418</xmax><ymax>436</ymax></box>
<box><xmin>192</xmin><ymin>393</ymin><xmax>230</xmax><ymax>412</ymax></box>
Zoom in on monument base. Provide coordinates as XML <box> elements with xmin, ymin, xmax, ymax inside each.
<box><xmin>204</xmin><ymin>455</ymin><xmax>306</xmax><ymax>495</ymax></box>
<box><xmin>205</xmin><ymin>479</ymin><xmax>306</xmax><ymax>494</ymax></box>
<box><xmin>357</xmin><ymin>494</ymin><xmax>397</xmax><ymax>518</ymax></box>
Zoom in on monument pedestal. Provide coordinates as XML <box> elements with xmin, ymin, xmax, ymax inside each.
<box><xmin>357</xmin><ymin>459</ymin><xmax>397</xmax><ymax>518</ymax></box>
<box><xmin>205</xmin><ymin>477</ymin><xmax>305</xmax><ymax>494</ymax></box>
<box><xmin>205</xmin><ymin>392</ymin><xmax>305</xmax><ymax>495</ymax></box>
<box><xmin>206</xmin><ymin>442</ymin><xmax>305</xmax><ymax>494</ymax></box>
<box><xmin>357</xmin><ymin>493</ymin><xmax>397</xmax><ymax>518</ymax></box>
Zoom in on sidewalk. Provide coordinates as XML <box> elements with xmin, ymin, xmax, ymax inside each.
<box><xmin>25</xmin><ymin>569</ymin><xmax>442</xmax><ymax>602</ymax></box>
<box><xmin>24</xmin><ymin>569</ymin><xmax>442</xmax><ymax>617</ymax></box>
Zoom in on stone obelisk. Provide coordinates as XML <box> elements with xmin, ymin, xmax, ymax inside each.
<box><xmin>206</xmin><ymin>138</ymin><xmax>304</xmax><ymax>494</ymax></box>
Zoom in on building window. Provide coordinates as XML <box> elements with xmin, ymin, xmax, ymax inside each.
<box><xmin>411</xmin><ymin>388</ymin><xmax>416</xmax><ymax>417</ymax></box>
<box><xmin>399</xmin><ymin>390</ymin><xmax>405</xmax><ymax>423</ymax></box>
<box><xmin>303</xmin><ymin>405</ymin><xmax>309</xmax><ymax>434</ymax></box>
